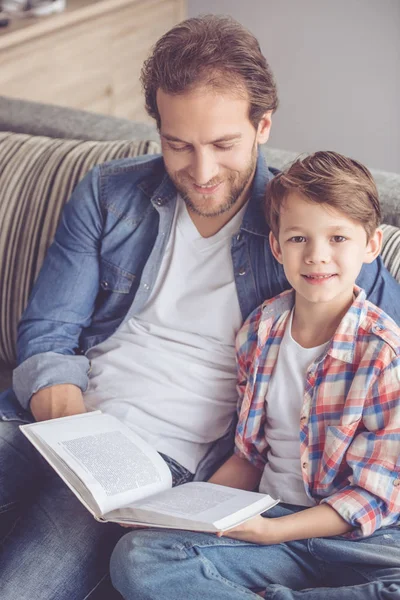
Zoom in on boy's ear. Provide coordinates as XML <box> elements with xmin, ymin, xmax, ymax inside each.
<box><xmin>364</xmin><ymin>228</ymin><xmax>383</xmax><ymax>264</ymax></box>
<box><xmin>269</xmin><ymin>231</ymin><xmax>283</xmax><ymax>264</ymax></box>
<box><xmin>256</xmin><ymin>111</ymin><xmax>272</xmax><ymax>145</ymax></box>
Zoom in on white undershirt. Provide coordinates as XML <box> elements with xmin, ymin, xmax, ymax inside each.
<box><xmin>84</xmin><ymin>195</ymin><xmax>245</xmax><ymax>473</ymax></box>
<box><xmin>259</xmin><ymin>310</ymin><xmax>328</xmax><ymax>506</ymax></box>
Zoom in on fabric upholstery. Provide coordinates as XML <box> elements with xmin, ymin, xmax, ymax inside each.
<box><xmin>0</xmin><ymin>96</ymin><xmax>160</xmax><ymax>143</ymax></box>
<box><xmin>0</xmin><ymin>132</ymin><xmax>160</xmax><ymax>366</ymax></box>
<box><xmin>381</xmin><ymin>224</ymin><xmax>400</xmax><ymax>284</ymax></box>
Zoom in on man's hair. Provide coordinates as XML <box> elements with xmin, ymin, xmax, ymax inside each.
<box><xmin>140</xmin><ymin>14</ymin><xmax>278</xmax><ymax>130</ymax></box>
<box><xmin>265</xmin><ymin>151</ymin><xmax>381</xmax><ymax>240</ymax></box>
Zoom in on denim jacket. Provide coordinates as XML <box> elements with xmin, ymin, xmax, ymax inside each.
<box><xmin>8</xmin><ymin>151</ymin><xmax>400</xmax><ymax>477</ymax></box>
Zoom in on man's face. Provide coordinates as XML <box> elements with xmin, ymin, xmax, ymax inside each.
<box><xmin>157</xmin><ymin>86</ymin><xmax>271</xmax><ymax>218</ymax></box>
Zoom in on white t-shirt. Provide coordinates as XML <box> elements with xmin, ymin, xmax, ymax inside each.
<box><xmin>259</xmin><ymin>310</ymin><xmax>328</xmax><ymax>506</ymax></box>
<box><xmin>84</xmin><ymin>196</ymin><xmax>246</xmax><ymax>473</ymax></box>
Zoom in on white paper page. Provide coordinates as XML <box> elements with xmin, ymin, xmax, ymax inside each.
<box><xmin>21</xmin><ymin>412</ymin><xmax>172</xmax><ymax>515</ymax></box>
<box><xmin>108</xmin><ymin>481</ymin><xmax>278</xmax><ymax>530</ymax></box>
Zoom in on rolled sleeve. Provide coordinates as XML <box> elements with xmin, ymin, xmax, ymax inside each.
<box><xmin>13</xmin><ymin>352</ymin><xmax>90</xmax><ymax>410</ymax></box>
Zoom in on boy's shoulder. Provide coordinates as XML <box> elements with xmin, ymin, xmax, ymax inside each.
<box><xmin>361</xmin><ymin>300</ymin><xmax>400</xmax><ymax>356</ymax></box>
<box><xmin>236</xmin><ymin>289</ymin><xmax>294</xmax><ymax>351</ymax></box>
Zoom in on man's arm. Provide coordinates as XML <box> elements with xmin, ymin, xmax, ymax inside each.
<box><xmin>357</xmin><ymin>257</ymin><xmax>400</xmax><ymax>323</ymax></box>
<box><xmin>13</xmin><ymin>168</ymin><xmax>103</xmax><ymax>413</ymax></box>
<box><xmin>30</xmin><ymin>384</ymin><xmax>86</xmax><ymax>421</ymax></box>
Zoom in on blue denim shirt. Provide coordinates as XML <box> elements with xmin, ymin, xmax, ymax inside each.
<box><xmin>9</xmin><ymin>152</ymin><xmax>400</xmax><ymax>477</ymax></box>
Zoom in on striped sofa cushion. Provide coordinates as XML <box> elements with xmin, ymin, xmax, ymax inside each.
<box><xmin>0</xmin><ymin>132</ymin><xmax>160</xmax><ymax>366</ymax></box>
<box><xmin>381</xmin><ymin>224</ymin><xmax>400</xmax><ymax>284</ymax></box>
<box><xmin>0</xmin><ymin>131</ymin><xmax>399</xmax><ymax>366</ymax></box>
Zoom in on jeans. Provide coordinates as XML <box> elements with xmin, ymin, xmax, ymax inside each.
<box><xmin>110</xmin><ymin>504</ymin><xmax>400</xmax><ymax>600</ymax></box>
<box><xmin>0</xmin><ymin>389</ymin><xmax>192</xmax><ymax>600</ymax></box>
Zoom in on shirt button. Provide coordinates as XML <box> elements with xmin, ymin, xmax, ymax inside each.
<box><xmin>302</xmin><ymin>462</ymin><xmax>308</xmax><ymax>470</ymax></box>
<box><xmin>236</xmin><ymin>233</ymin><xmax>242</xmax><ymax>242</ymax></box>
<box><xmin>155</xmin><ymin>198</ymin><xmax>163</xmax><ymax>206</ymax></box>
<box><xmin>143</xmin><ymin>283</ymin><xmax>150</xmax><ymax>290</ymax></box>
<box><xmin>393</xmin><ymin>479</ymin><xmax>400</xmax><ymax>487</ymax></box>
<box><xmin>300</xmin><ymin>416</ymin><xmax>307</xmax><ymax>423</ymax></box>
<box><xmin>101</xmin><ymin>281</ymin><xmax>109</xmax><ymax>288</ymax></box>
<box><xmin>238</xmin><ymin>267</ymin><xmax>246</xmax><ymax>276</ymax></box>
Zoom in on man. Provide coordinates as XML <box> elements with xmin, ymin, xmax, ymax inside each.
<box><xmin>0</xmin><ymin>14</ymin><xmax>399</xmax><ymax>600</ymax></box>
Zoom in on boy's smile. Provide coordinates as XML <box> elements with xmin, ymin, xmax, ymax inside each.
<box><xmin>269</xmin><ymin>192</ymin><xmax>382</xmax><ymax>315</ymax></box>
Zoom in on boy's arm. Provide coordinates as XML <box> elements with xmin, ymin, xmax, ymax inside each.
<box><xmin>209</xmin><ymin>453</ymin><xmax>262</xmax><ymax>491</ymax></box>
<box><xmin>219</xmin><ymin>502</ymin><xmax>353</xmax><ymax>544</ymax></box>
<box><xmin>223</xmin><ymin>347</ymin><xmax>400</xmax><ymax>544</ymax></box>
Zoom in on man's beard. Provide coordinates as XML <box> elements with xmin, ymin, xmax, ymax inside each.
<box><xmin>173</xmin><ymin>143</ymin><xmax>258</xmax><ymax>218</ymax></box>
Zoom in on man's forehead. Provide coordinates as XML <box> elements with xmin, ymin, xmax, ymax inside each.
<box><xmin>157</xmin><ymin>87</ymin><xmax>253</xmax><ymax>143</ymax></box>
<box><xmin>161</xmin><ymin>132</ymin><xmax>243</xmax><ymax>145</ymax></box>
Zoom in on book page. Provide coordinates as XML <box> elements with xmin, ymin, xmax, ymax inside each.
<box><xmin>107</xmin><ymin>482</ymin><xmax>278</xmax><ymax>531</ymax></box>
<box><xmin>20</xmin><ymin>412</ymin><xmax>172</xmax><ymax>515</ymax></box>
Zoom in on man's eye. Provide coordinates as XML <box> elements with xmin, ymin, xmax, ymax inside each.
<box><xmin>169</xmin><ymin>144</ymin><xmax>190</xmax><ymax>152</ymax></box>
<box><xmin>214</xmin><ymin>144</ymin><xmax>234</xmax><ymax>151</ymax></box>
<box><xmin>289</xmin><ymin>236</ymin><xmax>306</xmax><ymax>243</ymax></box>
<box><xmin>332</xmin><ymin>235</ymin><xmax>347</xmax><ymax>243</ymax></box>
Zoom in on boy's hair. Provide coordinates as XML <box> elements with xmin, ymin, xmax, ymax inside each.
<box><xmin>265</xmin><ymin>151</ymin><xmax>381</xmax><ymax>240</ymax></box>
<box><xmin>140</xmin><ymin>14</ymin><xmax>278</xmax><ymax>130</ymax></box>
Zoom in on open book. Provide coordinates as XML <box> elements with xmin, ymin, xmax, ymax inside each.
<box><xmin>20</xmin><ymin>411</ymin><xmax>278</xmax><ymax>532</ymax></box>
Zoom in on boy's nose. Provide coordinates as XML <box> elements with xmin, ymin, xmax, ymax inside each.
<box><xmin>305</xmin><ymin>242</ymin><xmax>331</xmax><ymax>264</ymax></box>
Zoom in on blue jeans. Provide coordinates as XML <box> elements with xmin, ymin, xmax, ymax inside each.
<box><xmin>0</xmin><ymin>389</ymin><xmax>192</xmax><ymax>600</ymax></box>
<box><xmin>110</xmin><ymin>504</ymin><xmax>400</xmax><ymax>599</ymax></box>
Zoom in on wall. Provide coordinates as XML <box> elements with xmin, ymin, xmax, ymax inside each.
<box><xmin>188</xmin><ymin>0</ymin><xmax>400</xmax><ymax>173</ymax></box>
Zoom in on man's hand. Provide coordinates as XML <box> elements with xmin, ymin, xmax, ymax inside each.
<box><xmin>30</xmin><ymin>384</ymin><xmax>86</xmax><ymax>421</ymax></box>
<box><xmin>218</xmin><ymin>515</ymin><xmax>279</xmax><ymax>545</ymax></box>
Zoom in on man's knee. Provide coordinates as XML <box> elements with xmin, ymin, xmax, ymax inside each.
<box><xmin>0</xmin><ymin>419</ymin><xmax>42</xmax><ymax>512</ymax></box>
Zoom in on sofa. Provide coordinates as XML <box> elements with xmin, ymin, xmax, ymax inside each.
<box><xmin>1</xmin><ymin>94</ymin><xmax>400</xmax><ymax>395</ymax></box>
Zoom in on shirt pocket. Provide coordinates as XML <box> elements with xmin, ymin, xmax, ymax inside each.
<box><xmin>93</xmin><ymin>260</ymin><xmax>136</xmax><ymax>321</ymax></box>
<box><xmin>318</xmin><ymin>422</ymin><xmax>360</xmax><ymax>489</ymax></box>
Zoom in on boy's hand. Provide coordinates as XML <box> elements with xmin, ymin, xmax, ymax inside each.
<box><xmin>218</xmin><ymin>515</ymin><xmax>279</xmax><ymax>545</ymax></box>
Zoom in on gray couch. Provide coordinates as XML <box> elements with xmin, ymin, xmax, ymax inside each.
<box><xmin>0</xmin><ymin>95</ymin><xmax>399</xmax><ymax>394</ymax></box>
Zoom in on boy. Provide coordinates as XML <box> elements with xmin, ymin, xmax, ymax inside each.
<box><xmin>110</xmin><ymin>151</ymin><xmax>400</xmax><ymax>599</ymax></box>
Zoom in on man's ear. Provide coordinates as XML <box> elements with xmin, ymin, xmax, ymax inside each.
<box><xmin>256</xmin><ymin>111</ymin><xmax>272</xmax><ymax>145</ymax></box>
<box><xmin>269</xmin><ymin>231</ymin><xmax>283</xmax><ymax>264</ymax></box>
<box><xmin>364</xmin><ymin>228</ymin><xmax>383</xmax><ymax>264</ymax></box>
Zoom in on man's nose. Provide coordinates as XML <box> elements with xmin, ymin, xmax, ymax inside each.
<box><xmin>190</xmin><ymin>150</ymin><xmax>219</xmax><ymax>184</ymax></box>
<box><xmin>305</xmin><ymin>240</ymin><xmax>331</xmax><ymax>264</ymax></box>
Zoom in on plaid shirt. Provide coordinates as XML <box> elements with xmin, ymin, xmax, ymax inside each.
<box><xmin>235</xmin><ymin>286</ymin><xmax>400</xmax><ymax>538</ymax></box>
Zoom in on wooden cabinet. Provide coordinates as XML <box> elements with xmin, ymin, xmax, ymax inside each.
<box><xmin>0</xmin><ymin>0</ymin><xmax>186</xmax><ymax>121</ymax></box>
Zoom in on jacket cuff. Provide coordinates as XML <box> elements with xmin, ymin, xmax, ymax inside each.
<box><xmin>13</xmin><ymin>352</ymin><xmax>90</xmax><ymax>410</ymax></box>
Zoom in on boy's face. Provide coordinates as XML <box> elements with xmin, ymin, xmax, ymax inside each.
<box><xmin>157</xmin><ymin>86</ymin><xmax>271</xmax><ymax>219</ymax></box>
<box><xmin>269</xmin><ymin>192</ymin><xmax>382</xmax><ymax>311</ymax></box>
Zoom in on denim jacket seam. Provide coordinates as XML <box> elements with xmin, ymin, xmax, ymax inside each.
<box><xmin>99</xmin><ymin>258</ymin><xmax>137</xmax><ymax>280</ymax></box>
<box><xmin>99</xmin><ymin>156</ymin><xmax>161</xmax><ymax>176</ymax></box>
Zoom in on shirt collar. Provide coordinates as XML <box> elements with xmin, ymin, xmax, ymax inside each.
<box><xmin>240</xmin><ymin>151</ymin><xmax>274</xmax><ymax>238</ymax></box>
<box><xmin>258</xmin><ymin>286</ymin><xmax>369</xmax><ymax>364</ymax></box>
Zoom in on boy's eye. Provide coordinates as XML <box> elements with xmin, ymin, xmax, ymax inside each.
<box><xmin>289</xmin><ymin>236</ymin><xmax>306</xmax><ymax>243</ymax></box>
<box><xmin>332</xmin><ymin>235</ymin><xmax>347</xmax><ymax>243</ymax></box>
